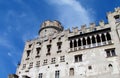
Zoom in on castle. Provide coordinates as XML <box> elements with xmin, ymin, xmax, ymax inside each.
<box><xmin>9</xmin><ymin>7</ymin><xmax>120</xmax><ymax>78</ymax></box>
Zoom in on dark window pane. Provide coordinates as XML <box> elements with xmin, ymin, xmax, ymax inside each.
<box><xmin>75</xmin><ymin>54</ymin><xmax>82</xmax><ymax>62</ymax></box>
<box><xmin>70</xmin><ymin>41</ymin><xmax>73</xmax><ymax>48</ymax></box>
<box><xmin>106</xmin><ymin>51</ymin><xmax>111</xmax><ymax>57</ymax></box>
<box><xmin>111</xmin><ymin>49</ymin><xmax>116</xmax><ymax>56</ymax></box>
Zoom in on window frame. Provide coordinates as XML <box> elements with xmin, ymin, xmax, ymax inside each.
<box><xmin>39</xmin><ymin>73</ymin><xmax>43</xmax><ymax>78</ymax></box>
<box><xmin>55</xmin><ymin>70</ymin><xmax>60</xmax><ymax>78</ymax></box>
<box><xmin>74</xmin><ymin>54</ymin><xmax>82</xmax><ymax>62</ymax></box>
<box><xmin>60</xmin><ymin>56</ymin><xmax>65</xmax><ymax>62</ymax></box>
<box><xmin>105</xmin><ymin>48</ymin><xmax>116</xmax><ymax>57</ymax></box>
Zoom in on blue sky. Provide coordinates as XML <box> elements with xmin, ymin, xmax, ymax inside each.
<box><xmin>0</xmin><ymin>0</ymin><xmax>120</xmax><ymax>77</ymax></box>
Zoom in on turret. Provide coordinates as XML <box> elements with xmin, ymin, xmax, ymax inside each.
<box><xmin>107</xmin><ymin>7</ymin><xmax>120</xmax><ymax>24</ymax></box>
<box><xmin>39</xmin><ymin>20</ymin><xmax>64</xmax><ymax>38</ymax></box>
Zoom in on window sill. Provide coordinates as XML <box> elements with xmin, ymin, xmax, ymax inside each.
<box><xmin>74</xmin><ymin>61</ymin><xmax>82</xmax><ymax>63</ymax></box>
<box><xmin>57</xmin><ymin>50</ymin><xmax>62</xmax><ymax>53</ymax></box>
<box><xmin>60</xmin><ymin>61</ymin><xmax>65</xmax><ymax>62</ymax></box>
<box><xmin>25</xmin><ymin>58</ymin><xmax>29</xmax><ymax>60</ymax></box>
<box><xmin>43</xmin><ymin>64</ymin><xmax>48</xmax><ymax>66</ymax></box>
<box><xmin>51</xmin><ymin>62</ymin><xmax>56</xmax><ymax>64</ymax></box>
<box><xmin>35</xmin><ymin>65</ymin><xmax>40</xmax><ymax>67</ymax></box>
<box><xmin>106</xmin><ymin>55</ymin><xmax>117</xmax><ymax>58</ymax></box>
<box><xmin>25</xmin><ymin>70</ymin><xmax>29</xmax><ymax>72</ymax></box>
<box><xmin>46</xmin><ymin>53</ymin><xmax>51</xmax><ymax>56</ymax></box>
<box><xmin>35</xmin><ymin>55</ymin><xmax>40</xmax><ymax>58</ymax></box>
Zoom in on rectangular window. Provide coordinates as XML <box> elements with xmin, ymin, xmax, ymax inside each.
<box><xmin>51</xmin><ymin>57</ymin><xmax>56</xmax><ymax>64</ymax></box>
<box><xmin>36</xmin><ymin>61</ymin><xmax>40</xmax><ymax>67</ymax></box>
<box><xmin>57</xmin><ymin>42</ymin><xmax>62</xmax><ymax>50</ymax></box>
<box><xmin>39</xmin><ymin>73</ymin><xmax>43</xmax><ymax>78</ymax></box>
<box><xmin>36</xmin><ymin>48</ymin><xmax>41</xmax><ymax>55</ymax></box>
<box><xmin>36</xmin><ymin>42</ymin><xmax>41</xmax><ymax>45</ymax></box>
<box><xmin>106</xmin><ymin>51</ymin><xmax>111</xmax><ymax>57</ymax></box>
<box><xmin>43</xmin><ymin>59</ymin><xmax>47</xmax><ymax>65</ymax></box>
<box><xmin>26</xmin><ymin>50</ymin><xmax>31</xmax><ymax>57</ymax></box>
<box><xmin>105</xmin><ymin>48</ymin><xmax>116</xmax><ymax>57</ymax></box>
<box><xmin>60</xmin><ymin>56</ymin><xmax>65</xmax><ymax>62</ymax></box>
<box><xmin>58</xmin><ymin>45</ymin><xmax>61</xmax><ymax>50</ymax></box>
<box><xmin>74</xmin><ymin>54</ymin><xmax>82</xmax><ymax>62</ymax></box>
<box><xmin>46</xmin><ymin>45</ymin><xmax>51</xmax><ymax>56</ymax></box>
<box><xmin>114</xmin><ymin>15</ymin><xmax>120</xmax><ymax>22</ymax></box>
<box><xmin>23</xmin><ymin>64</ymin><xmax>26</xmax><ymax>69</ymax></box>
<box><xmin>55</xmin><ymin>70</ymin><xmax>60</xmax><ymax>78</ymax></box>
<box><xmin>29</xmin><ymin>62</ymin><xmax>33</xmax><ymax>69</ymax></box>
<box><xmin>29</xmin><ymin>44</ymin><xmax>32</xmax><ymax>48</ymax></box>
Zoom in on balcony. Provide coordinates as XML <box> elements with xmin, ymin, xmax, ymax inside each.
<box><xmin>69</xmin><ymin>40</ymin><xmax>113</xmax><ymax>52</ymax></box>
<box><xmin>46</xmin><ymin>52</ymin><xmax>51</xmax><ymax>56</ymax></box>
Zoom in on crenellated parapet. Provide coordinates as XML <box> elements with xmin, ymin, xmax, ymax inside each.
<box><xmin>38</xmin><ymin>20</ymin><xmax>64</xmax><ymax>40</ymax></box>
<box><xmin>115</xmin><ymin>7</ymin><xmax>120</xmax><ymax>12</ymax></box>
<box><xmin>107</xmin><ymin>7</ymin><xmax>120</xmax><ymax>23</ymax></box>
<box><xmin>99</xmin><ymin>20</ymin><xmax>105</xmax><ymax>27</ymax></box>
<box><xmin>67</xmin><ymin>21</ymin><xmax>108</xmax><ymax>36</ymax></box>
<box><xmin>39</xmin><ymin>20</ymin><xmax>63</xmax><ymax>33</ymax></box>
<box><xmin>72</xmin><ymin>27</ymin><xmax>78</xmax><ymax>34</ymax></box>
<box><xmin>107</xmin><ymin>7</ymin><xmax>120</xmax><ymax>15</ymax></box>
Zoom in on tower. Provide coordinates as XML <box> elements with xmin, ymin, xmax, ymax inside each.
<box><xmin>39</xmin><ymin>20</ymin><xmax>63</xmax><ymax>38</ymax></box>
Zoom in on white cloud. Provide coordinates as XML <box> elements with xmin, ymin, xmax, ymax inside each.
<box><xmin>46</xmin><ymin>0</ymin><xmax>95</xmax><ymax>29</ymax></box>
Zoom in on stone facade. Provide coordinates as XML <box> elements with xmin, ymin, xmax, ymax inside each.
<box><xmin>10</xmin><ymin>7</ymin><xmax>120</xmax><ymax>78</ymax></box>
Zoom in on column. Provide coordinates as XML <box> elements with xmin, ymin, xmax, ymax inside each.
<box><xmin>89</xmin><ymin>36</ymin><xmax>92</xmax><ymax>47</ymax></box>
<box><xmin>104</xmin><ymin>33</ymin><xmax>107</xmax><ymax>44</ymax></box>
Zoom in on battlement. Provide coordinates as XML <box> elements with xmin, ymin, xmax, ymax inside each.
<box><xmin>115</xmin><ymin>7</ymin><xmax>120</xmax><ymax>12</ymax></box>
<box><xmin>69</xmin><ymin>20</ymin><xmax>108</xmax><ymax>34</ymax></box>
<box><xmin>107</xmin><ymin>7</ymin><xmax>120</xmax><ymax>15</ymax></box>
<box><xmin>40</xmin><ymin>20</ymin><xmax>63</xmax><ymax>29</ymax></box>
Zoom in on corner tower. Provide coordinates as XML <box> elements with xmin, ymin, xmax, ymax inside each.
<box><xmin>39</xmin><ymin>20</ymin><xmax>64</xmax><ymax>38</ymax></box>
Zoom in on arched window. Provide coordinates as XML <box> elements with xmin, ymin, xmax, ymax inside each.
<box><xmin>101</xmin><ymin>34</ymin><xmax>106</xmax><ymax>42</ymax></box>
<box><xmin>69</xmin><ymin>68</ymin><xmax>74</xmax><ymax>76</ymax></box>
<box><xmin>82</xmin><ymin>38</ymin><xmax>86</xmax><ymax>45</ymax></box>
<box><xmin>108</xmin><ymin>64</ymin><xmax>113</xmax><ymax>67</ymax></box>
<box><xmin>108</xmin><ymin>64</ymin><xmax>113</xmax><ymax>71</ymax></box>
<box><xmin>74</xmin><ymin>40</ymin><xmax>77</xmax><ymax>47</ymax></box>
<box><xmin>96</xmin><ymin>35</ymin><xmax>101</xmax><ymax>43</ymax></box>
<box><xmin>78</xmin><ymin>39</ymin><xmax>81</xmax><ymax>46</ymax></box>
<box><xmin>87</xmin><ymin>37</ymin><xmax>91</xmax><ymax>45</ymax></box>
<box><xmin>70</xmin><ymin>41</ymin><xmax>73</xmax><ymax>48</ymax></box>
<box><xmin>106</xmin><ymin>32</ymin><xmax>111</xmax><ymax>41</ymax></box>
<box><xmin>92</xmin><ymin>36</ymin><xmax>96</xmax><ymax>44</ymax></box>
